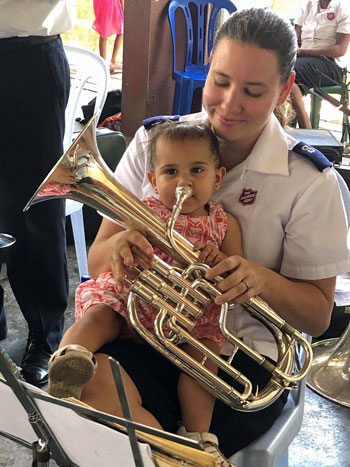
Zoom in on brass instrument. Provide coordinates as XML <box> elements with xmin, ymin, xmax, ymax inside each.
<box><xmin>24</xmin><ymin>116</ymin><xmax>312</xmax><ymax>411</ymax></box>
<box><xmin>307</xmin><ymin>321</ymin><xmax>350</xmax><ymax>408</ymax></box>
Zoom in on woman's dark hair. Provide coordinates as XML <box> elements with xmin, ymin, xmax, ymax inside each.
<box><xmin>213</xmin><ymin>8</ymin><xmax>297</xmax><ymax>83</ymax></box>
<box><xmin>149</xmin><ymin>121</ymin><xmax>221</xmax><ymax>170</ymax></box>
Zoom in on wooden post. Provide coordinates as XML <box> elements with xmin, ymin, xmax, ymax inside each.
<box><xmin>121</xmin><ymin>0</ymin><xmax>176</xmax><ymax>140</ymax></box>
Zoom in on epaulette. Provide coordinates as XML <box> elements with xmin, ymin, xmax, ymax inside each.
<box><xmin>292</xmin><ymin>141</ymin><xmax>332</xmax><ymax>172</ymax></box>
<box><xmin>143</xmin><ymin>115</ymin><xmax>180</xmax><ymax>130</ymax></box>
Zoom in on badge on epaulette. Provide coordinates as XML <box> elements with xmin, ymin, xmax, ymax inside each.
<box><xmin>143</xmin><ymin>115</ymin><xmax>180</xmax><ymax>130</ymax></box>
<box><xmin>292</xmin><ymin>141</ymin><xmax>332</xmax><ymax>171</ymax></box>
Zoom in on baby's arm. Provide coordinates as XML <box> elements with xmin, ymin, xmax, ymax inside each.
<box><xmin>194</xmin><ymin>213</ymin><xmax>243</xmax><ymax>266</ymax></box>
<box><xmin>220</xmin><ymin>213</ymin><xmax>243</xmax><ymax>257</ymax></box>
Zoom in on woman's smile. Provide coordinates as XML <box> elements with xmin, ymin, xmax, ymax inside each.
<box><xmin>216</xmin><ymin>112</ymin><xmax>245</xmax><ymax>127</ymax></box>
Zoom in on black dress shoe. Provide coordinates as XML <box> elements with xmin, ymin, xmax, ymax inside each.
<box><xmin>0</xmin><ymin>307</ymin><xmax>7</xmax><ymax>341</ymax></box>
<box><xmin>21</xmin><ymin>333</ymin><xmax>51</xmax><ymax>386</ymax></box>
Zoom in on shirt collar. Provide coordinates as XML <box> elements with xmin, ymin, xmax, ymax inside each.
<box><xmin>241</xmin><ymin>114</ymin><xmax>290</xmax><ymax>176</ymax></box>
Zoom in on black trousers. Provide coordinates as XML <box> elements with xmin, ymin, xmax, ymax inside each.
<box><xmin>294</xmin><ymin>56</ymin><xmax>343</xmax><ymax>95</ymax></box>
<box><xmin>100</xmin><ymin>340</ymin><xmax>288</xmax><ymax>457</ymax></box>
<box><xmin>0</xmin><ymin>36</ymin><xmax>70</xmax><ymax>352</ymax></box>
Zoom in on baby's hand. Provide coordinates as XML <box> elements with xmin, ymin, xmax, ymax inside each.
<box><xmin>111</xmin><ymin>230</ymin><xmax>154</xmax><ymax>289</ymax></box>
<box><xmin>193</xmin><ymin>241</ymin><xmax>227</xmax><ymax>266</ymax></box>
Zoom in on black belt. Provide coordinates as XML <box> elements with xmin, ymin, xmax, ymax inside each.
<box><xmin>0</xmin><ymin>35</ymin><xmax>59</xmax><ymax>53</ymax></box>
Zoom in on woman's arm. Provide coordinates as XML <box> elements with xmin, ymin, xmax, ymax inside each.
<box><xmin>298</xmin><ymin>32</ymin><xmax>350</xmax><ymax>58</ymax></box>
<box><xmin>220</xmin><ymin>213</ymin><xmax>244</xmax><ymax>257</ymax></box>
<box><xmin>205</xmin><ymin>257</ymin><xmax>334</xmax><ymax>337</ymax></box>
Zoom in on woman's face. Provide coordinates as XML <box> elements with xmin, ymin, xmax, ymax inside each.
<box><xmin>203</xmin><ymin>38</ymin><xmax>294</xmax><ymax>146</ymax></box>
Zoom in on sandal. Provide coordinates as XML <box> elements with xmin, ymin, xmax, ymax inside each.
<box><xmin>177</xmin><ymin>426</ymin><xmax>236</xmax><ymax>467</ymax></box>
<box><xmin>48</xmin><ymin>344</ymin><xmax>97</xmax><ymax>399</ymax></box>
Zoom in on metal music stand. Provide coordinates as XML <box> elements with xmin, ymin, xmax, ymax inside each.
<box><xmin>0</xmin><ymin>348</ymin><xmax>203</xmax><ymax>467</ymax></box>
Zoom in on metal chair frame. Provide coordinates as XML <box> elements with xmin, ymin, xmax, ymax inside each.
<box><xmin>309</xmin><ymin>65</ymin><xmax>349</xmax><ymax>143</ymax></box>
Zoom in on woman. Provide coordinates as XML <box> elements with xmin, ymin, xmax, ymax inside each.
<box><xmin>79</xmin><ymin>7</ymin><xmax>350</xmax><ymax>463</ymax></box>
<box><xmin>290</xmin><ymin>0</ymin><xmax>350</xmax><ymax>128</ymax></box>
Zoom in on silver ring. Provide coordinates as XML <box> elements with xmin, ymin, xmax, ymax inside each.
<box><xmin>242</xmin><ymin>279</ymin><xmax>249</xmax><ymax>292</ymax></box>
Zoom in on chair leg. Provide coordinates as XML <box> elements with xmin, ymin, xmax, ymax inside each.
<box><xmin>183</xmin><ymin>80</ymin><xmax>196</xmax><ymax>115</ymax></box>
<box><xmin>172</xmin><ymin>81</ymin><xmax>182</xmax><ymax>115</ymax></box>
<box><xmin>173</xmin><ymin>78</ymin><xmax>191</xmax><ymax>116</ymax></box>
<box><xmin>310</xmin><ymin>94</ymin><xmax>322</xmax><ymax>129</ymax></box>
<box><xmin>69</xmin><ymin>209</ymin><xmax>90</xmax><ymax>281</ymax></box>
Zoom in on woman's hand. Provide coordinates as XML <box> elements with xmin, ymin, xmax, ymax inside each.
<box><xmin>205</xmin><ymin>255</ymin><xmax>269</xmax><ymax>305</ymax></box>
<box><xmin>110</xmin><ymin>230</ymin><xmax>154</xmax><ymax>289</ymax></box>
<box><xmin>205</xmin><ymin>255</ymin><xmax>335</xmax><ymax>337</ymax></box>
<box><xmin>193</xmin><ymin>241</ymin><xmax>227</xmax><ymax>266</ymax></box>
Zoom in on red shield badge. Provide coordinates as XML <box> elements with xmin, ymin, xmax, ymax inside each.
<box><xmin>238</xmin><ymin>188</ymin><xmax>258</xmax><ymax>206</ymax></box>
<box><xmin>327</xmin><ymin>12</ymin><xmax>335</xmax><ymax>20</ymax></box>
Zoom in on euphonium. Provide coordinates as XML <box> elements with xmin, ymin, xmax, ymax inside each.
<box><xmin>24</xmin><ymin>116</ymin><xmax>312</xmax><ymax>411</ymax></box>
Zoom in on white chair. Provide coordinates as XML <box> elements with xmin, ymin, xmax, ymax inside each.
<box><xmin>63</xmin><ymin>45</ymin><xmax>109</xmax><ymax>281</ymax></box>
<box><xmin>230</xmin><ymin>334</ymin><xmax>312</xmax><ymax>467</ymax></box>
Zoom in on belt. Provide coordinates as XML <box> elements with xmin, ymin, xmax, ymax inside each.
<box><xmin>0</xmin><ymin>35</ymin><xmax>59</xmax><ymax>53</ymax></box>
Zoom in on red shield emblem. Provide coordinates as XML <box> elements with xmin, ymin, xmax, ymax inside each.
<box><xmin>327</xmin><ymin>12</ymin><xmax>335</xmax><ymax>20</ymax></box>
<box><xmin>238</xmin><ymin>188</ymin><xmax>258</xmax><ymax>206</ymax></box>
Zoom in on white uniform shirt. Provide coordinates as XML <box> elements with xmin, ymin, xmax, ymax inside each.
<box><xmin>0</xmin><ymin>0</ymin><xmax>75</xmax><ymax>38</ymax></box>
<box><xmin>115</xmin><ymin>112</ymin><xmax>350</xmax><ymax>360</ymax></box>
<box><xmin>294</xmin><ymin>0</ymin><xmax>350</xmax><ymax>67</ymax></box>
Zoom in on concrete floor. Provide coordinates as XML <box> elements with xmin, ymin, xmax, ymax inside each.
<box><xmin>1</xmin><ymin>243</ymin><xmax>350</xmax><ymax>466</ymax></box>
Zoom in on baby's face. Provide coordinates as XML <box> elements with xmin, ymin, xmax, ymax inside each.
<box><xmin>147</xmin><ymin>137</ymin><xmax>225</xmax><ymax>216</ymax></box>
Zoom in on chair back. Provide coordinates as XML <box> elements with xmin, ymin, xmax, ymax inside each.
<box><xmin>63</xmin><ymin>45</ymin><xmax>109</xmax><ymax>151</ymax></box>
<box><xmin>168</xmin><ymin>0</ymin><xmax>236</xmax><ymax>75</ymax></box>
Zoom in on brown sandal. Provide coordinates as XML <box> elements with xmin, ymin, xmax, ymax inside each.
<box><xmin>48</xmin><ymin>344</ymin><xmax>97</xmax><ymax>399</ymax></box>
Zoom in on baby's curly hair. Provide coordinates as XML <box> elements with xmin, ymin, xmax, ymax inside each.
<box><xmin>148</xmin><ymin>121</ymin><xmax>221</xmax><ymax>171</ymax></box>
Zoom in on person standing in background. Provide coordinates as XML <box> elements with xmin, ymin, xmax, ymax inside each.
<box><xmin>93</xmin><ymin>0</ymin><xmax>124</xmax><ymax>73</ymax></box>
<box><xmin>290</xmin><ymin>0</ymin><xmax>350</xmax><ymax>128</ymax></box>
<box><xmin>0</xmin><ymin>0</ymin><xmax>75</xmax><ymax>387</ymax></box>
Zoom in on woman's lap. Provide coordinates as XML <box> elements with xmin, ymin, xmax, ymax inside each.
<box><xmin>99</xmin><ymin>339</ymin><xmax>288</xmax><ymax>457</ymax></box>
<box><xmin>294</xmin><ymin>56</ymin><xmax>343</xmax><ymax>94</ymax></box>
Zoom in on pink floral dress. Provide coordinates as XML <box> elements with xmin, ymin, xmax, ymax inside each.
<box><xmin>75</xmin><ymin>196</ymin><xmax>228</xmax><ymax>346</ymax></box>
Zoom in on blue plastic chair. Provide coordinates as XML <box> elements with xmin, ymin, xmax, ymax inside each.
<box><xmin>168</xmin><ymin>0</ymin><xmax>237</xmax><ymax>115</ymax></box>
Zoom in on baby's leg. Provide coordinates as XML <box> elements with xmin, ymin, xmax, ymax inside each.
<box><xmin>48</xmin><ymin>305</ymin><xmax>126</xmax><ymax>399</ymax></box>
<box><xmin>177</xmin><ymin>340</ymin><xmax>235</xmax><ymax>466</ymax></box>
<box><xmin>60</xmin><ymin>304</ymin><xmax>125</xmax><ymax>354</ymax></box>
<box><xmin>177</xmin><ymin>338</ymin><xmax>219</xmax><ymax>433</ymax></box>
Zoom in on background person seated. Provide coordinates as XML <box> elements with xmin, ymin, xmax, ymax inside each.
<box><xmin>290</xmin><ymin>0</ymin><xmax>350</xmax><ymax>128</ymax></box>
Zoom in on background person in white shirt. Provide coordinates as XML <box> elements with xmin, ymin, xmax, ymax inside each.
<box><xmin>0</xmin><ymin>0</ymin><xmax>75</xmax><ymax>386</ymax></box>
<box><xmin>290</xmin><ymin>0</ymin><xmax>350</xmax><ymax>128</ymax></box>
